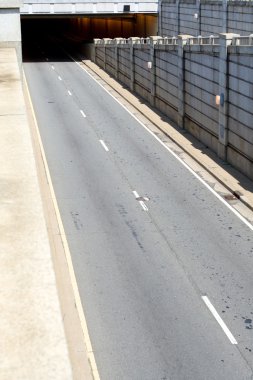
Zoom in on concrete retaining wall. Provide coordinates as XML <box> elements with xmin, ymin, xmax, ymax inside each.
<box><xmin>134</xmin><ymin>47</ymin><xmax>151</xmax><ymax>99</ymax></box>
<box><xmin>184</xmin><ymin>45</ymin><xmax>220</xmax><ymax>151</ymax></box>
<box><xmin>227</xmin><ymin>46</ymin><xmax>253</xmax><ymax>177</ymax></box>
<box><xmin>227</xmin><ymin>2</ymin><xmax>253</xmax><ymax>35</ymax></box>
<box><xmin>201</xmin><ymin>3</ymin><xmax>223</xmax><ymax>35</ymax></box>
<box><xmin>155</xmin><ymin>47</ymin><xmax>178</xmax><ymax>121</ymax></box>
<box><xmin>93</xmin><ymin>34</ymin><xmax>253</xmax><ymax>180</ymax></box>
<box><xmin>118</xmin><ymin>47</ymin><xmax>131</xmax><ymax>85</ymax></box>
<box><xmin>179</xmin><ymin>1</ymin><xmax>199</xmax><ymax>36</ymax></box>
<box><xmin>160</xmin><ymin>0</ymin><xmax>253</xmax><ymax>37</ymax></box>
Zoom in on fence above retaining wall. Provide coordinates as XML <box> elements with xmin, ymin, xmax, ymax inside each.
<box><xmin>93</xmin><ymin>33</ymin><xmax>253</xmax><ymax>180</ymax></box>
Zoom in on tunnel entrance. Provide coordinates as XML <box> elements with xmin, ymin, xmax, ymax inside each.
<box><xmin>21</xmin><ymin>14</ymin><xmax>157</xmax><ymax>62</ymax></box>
<box><xmin>21</xmin><ymin>14</ymin><xmax>157</xmax><ymax>43</ymax></box>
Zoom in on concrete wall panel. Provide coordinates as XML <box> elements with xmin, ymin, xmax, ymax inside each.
<box><xmin>185</xmin><ymin>116</ymin><xmax>219</xmax><ymax>152</ymax></box>
<box><xmin>229</xmin><ymin>118</ymin><xmax>253</xmax><ymax>143</ymax></box>
<box><xmin>228</xmin><ymin>130</ymin><xmax>253</xmax><ymax>161</ymax></box>
<box><xmin>227</xmin><ymin>147</ymin><xmax>253</xmax><ymax>180</ymax></box>
<box><xmin>156</xmin><ymin>85</ymin><xmax>178</xmax><ymax>108</ymax></box>
<box><xmin>155</xmin><ymin>96</ymin><xmax>178</xmax><ymax>123</ymax></box>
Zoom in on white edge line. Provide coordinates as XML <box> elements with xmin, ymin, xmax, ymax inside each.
<box><xmin>99</xmin><ymin>139</ymin><xmax>109</xmax><ymax>152</ymax></box>
<box><xmin>80</xmin><ymin>110</ymin><xmax>86</xmax><ymax>118</ymax></box>
<box><xmin>51</xmin><ymin>65</ymin><xmax>55</xmax><ymax>70</ymax></box>
<box><xmin>68</xmin><ymin>90</ymin><xmax>72</xmax><ymax>96</ymax></box>
<box><xmin>67</xmin><ymin>53</ymin><xmax>253</xmax><ymax>233</ymax></box>
<box><xmin>58</xmin><ymin>76</ymin><xmax>62</xmax><ymax>81</ymax></box>
<box><xmin>23</xmin><ymin>73</ymin><xmax>101</xmax><ymax>380</ymax></box>
<box><xmin>202</xmin><ymin>296</ymin><xmax>238</xmax><ymax>345</ymax></box>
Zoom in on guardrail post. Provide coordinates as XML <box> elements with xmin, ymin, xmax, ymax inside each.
<box><xmin>218</xmin><ymin>33</ymin><xmax>239</xmax><ymax>160</ymax></box>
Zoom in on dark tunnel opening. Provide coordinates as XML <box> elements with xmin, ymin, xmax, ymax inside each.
<box><xmin>21</xmin><ymin>14</ymin><xmax>158</xmax><ymax>43</ymax></box>
<box><xmin>21</xmin><ymin>14</ymin><xmax>157</xmax><ymax>62</ymax></box>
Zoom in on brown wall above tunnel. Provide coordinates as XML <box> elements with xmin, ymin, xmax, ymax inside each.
<box><xmin>69</xmin><ymin>14</ymin><xmax>158</xmax><ymax>40</ymax></box>
<box><xmin>21</xmin><ymin>14</ymin><xmax>157</xmax><ymax>47</ymax></box>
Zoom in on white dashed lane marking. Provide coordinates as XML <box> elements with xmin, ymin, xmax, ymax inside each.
<box><xmin>99</xmin><ymin>140</ymin><xmax>109</xmax><ymax>152</ymax></box>
<box><xmin>133</xmin><ymin>191</ymin><xmax>149</xmax><ymax>211</ymax></box>
<box><xmin>202</xmin><ymin>296</ymin><xmax>237</xmax><ymax>345</ymax></box>
<box><xmin>80</xmin><ymin>110</ymin><xmax>86</xmax><ymax>118</ymax></box>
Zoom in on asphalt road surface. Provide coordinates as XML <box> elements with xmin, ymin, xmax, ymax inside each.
<box><xmin>24</xmin><ymin>38</ymin><xmax>253</xmax><ymax>380</ymax></box>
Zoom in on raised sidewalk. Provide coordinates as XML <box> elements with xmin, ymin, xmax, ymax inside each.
<box><xmin>0</xmin><ymin>48</ymin><xmax>73</xmax><ymax>379</ymax></box>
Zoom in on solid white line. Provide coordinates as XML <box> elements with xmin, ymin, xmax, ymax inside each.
<box><xmin>80</xmin><ymin>110</ymin><xmax>86</xmax><ymax>118</ymax></box>
<box><xmin>58</xmin><ymin>76</ymin><xmax>62</xmax><ymax>81</ymax></box>
<box><xmin>24</xmin><ymin>73</ymin><xmax>101</xmax><ymax>380</ymax></box>
<box><xmin>68</xmin><ymin>90</ymin><xmax>72</xmax><ymax>96</ymax></box>
<box><xmin>51</xmin><ymin>65</ymin><xmax>55</xmax><ymax>70</ymax></box>
<box><xmin>67</xmin><ymin>54</ymin><xmax>253</xmax><ymax>232</ymax></box>
<box><xmin>202</xmin><ymin>296</ymin><xmax>238</xmax><ymax>345</ymax></box>
<box><xmin>99</xmin><ymin>140</ymin><xmax>109</xmax><ymax>152</ymax></box>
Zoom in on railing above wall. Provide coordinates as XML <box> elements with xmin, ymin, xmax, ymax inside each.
<box><xmin>232</xmin><ymin>34</ymin><xmax>253</xmax><ymax>45</ymax></box>
<box><xmin>94</xmin><ymin>35</ymin><xmax>219</xmax><ymax>48</ymax></box>
<box><xmin>94</xmin><ymin>36</ymin><xmax>167</xmax><ymax>45</ymax></box>
<box><xmin>187</xmin><ymin>35</ymin><xmax>220</xmax><ymax>45</ymax></box>
<box><xmin>93</xmin><ymin>34</ymin><xmax>238</xmax><ymax>46</ymax></box>
<box><xmin>94</xmin><ymin>36</ymin><xmax>178</xmax><ymax>45</ymax></box>
<box><xmin>21</xmin><ymin>0</ymin><xmax>158</xmax><ymax>15</ymax></box>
